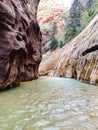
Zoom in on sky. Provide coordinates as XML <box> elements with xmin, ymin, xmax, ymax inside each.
<box><xmin>52</xmin><ymin>0</ymin><xmax>73</xmax><ymax>9</ymax></box>
<box><xmin>63</xmin><ymin>0</ymin><xmax>73</xmax><ymax>8</ymax></box>
<box><xmin>39</xmin><ymin>0</ymin><xmax>74</xmax><ymax>11</ymax></box>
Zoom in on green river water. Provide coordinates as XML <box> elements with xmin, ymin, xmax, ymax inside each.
<box><xmin>0</xmin><ymin>77</ymin><xmax>98</xmax><ymax>130</ymax></box>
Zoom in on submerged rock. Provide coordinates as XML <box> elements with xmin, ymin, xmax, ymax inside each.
<box><xmin>0</xmin><ymin>0</ymin><xmax>42</xmax><ymax>90</ymax></box>
<box><xmin>39</xmin><ymin>14</ymin><xmax>98</xmax><ymax>85</ymax></box>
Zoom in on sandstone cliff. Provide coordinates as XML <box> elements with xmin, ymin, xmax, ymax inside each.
<box><xmin>38</xmin><ymin>0</ymin><xmax>69</xmax><ymax>53</ymax></box>
<box><xmin>0</xmin><ymin>0</ymin><xmax>42</xmax><ymax>90</ymax></box>
<box><xmin>39</xmin><ymin>14</ymin><xmax>98</xmax><ymax>85</ymax></box>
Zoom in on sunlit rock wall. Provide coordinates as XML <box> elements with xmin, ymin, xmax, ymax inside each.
<box><xmin>39</xmin><ymin>14</ymin><xmax>98</xmax><ymax>85</ymax></box>
<box><xmin>0</xmin><ymin>0</ymin><xmax>42</xmax><ymax>90</ymax></box>
<box><xmin>54</xmin><ymin>14</ymin><xmax>98</xmax><ymax>85</ymax></box>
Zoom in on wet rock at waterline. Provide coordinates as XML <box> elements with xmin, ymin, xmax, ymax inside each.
<box><xmin>0</xmin><ymin>0</ymin><xmax>42</xmax><ymax>90</ymax></box>
<box><xmin>39</xmin><ymin>14</ymin><xmax>98</xmax><ymax>85</ymax></box>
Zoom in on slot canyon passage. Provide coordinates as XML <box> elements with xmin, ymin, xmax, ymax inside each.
<box><xmin>0</xmin><ymin>0</ymin><xmax>98</xmax><ymax>130</ymax></box>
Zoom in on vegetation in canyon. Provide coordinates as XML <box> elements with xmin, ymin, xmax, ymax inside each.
<box><xmin>39</xmin><ymin>0</ymin><xmax>98</xmax><ymax>85</ymax></box>
<box><xmin>38</xmin><ymin>0</ymin><xmax>98</xmax><ymax>53</ymax></box>
<box><xmin>0</xmin><ymin>1</ymin><xmax>98</xmax><ymax>130</ymax></box>
<box><xmin>63</xmin><ymin>0</ymin><xmax>98</xmax><ymax>44</ymax></box>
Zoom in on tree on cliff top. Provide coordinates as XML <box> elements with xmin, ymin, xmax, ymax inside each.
<box><xmin>64</xmin><ymin>0</ymin><xmax>83</xmax><ymax>43</ymax></box>
<box><xmin>63</xmin><ymin>0</ymin><xmax>98</xmax><ymax>44</ymax></box>
<box><xmin>50</xmin><ymin>22</ymin><xmax>59</xmax><ymax>51</ymax></box>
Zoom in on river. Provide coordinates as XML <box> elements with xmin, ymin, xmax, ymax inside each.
<box><xmin>0</xmin><ymin>77</ymin><xmax>98</xmax><ymax>130</ymax></box>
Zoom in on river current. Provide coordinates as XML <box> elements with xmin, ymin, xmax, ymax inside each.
<box><xmin>0</xmin><ymin>77</ymin><xmax>98</xmax><ymax>130</ymax></box>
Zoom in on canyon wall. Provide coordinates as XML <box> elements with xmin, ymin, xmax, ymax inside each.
<box><xmin>38</xmin><ymin>0</ymin><xmax>68</xmax><ymax>53</ymax></box>
<box><xmin>0</xmin><ymin>0</ymin><xmax>42</xmax><ymax>90</ymax></box>
<box><xmin>39</xmin><ymin>14</ymin><xmax>98</xmax><ymax>85</ymax></box>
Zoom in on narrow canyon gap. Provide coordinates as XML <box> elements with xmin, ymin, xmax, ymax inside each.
<box><xmin>0</xmin><ymin>0</ymin><xmax>42</xmax><ymax>90</ymax></box>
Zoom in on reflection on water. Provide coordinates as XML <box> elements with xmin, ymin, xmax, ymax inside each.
<box><xmin>0</xmin><ymin>77</ymin><xmax>98</xmax><ymax>130</ymax></box>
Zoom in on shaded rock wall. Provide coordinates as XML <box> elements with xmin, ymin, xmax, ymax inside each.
<box><xmin>0</xmin><ymin>0</ymin><xmax>42</xmax><ymax>90</ymax></box>
<box><xmin>39</xmin><ymin>14</ymin><xmax>98</xmax><ymax>85</ymax></box>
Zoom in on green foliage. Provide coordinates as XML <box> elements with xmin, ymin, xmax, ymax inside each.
<box><xmin>88</xmin><ymin>7</ymin><xmax>95</xmax><ymax>17</ymax></box>
<box><xmin>49</xmin><ymin>22</ymin><xmax>59</xmax><ymax>51</ymax></box>
<box><xmin>50</xmin><ymin>37</ymin><xmax>59</xmax><ymax>51</ymax></box>
<box><xmin>59</xmin><ymin>41</ymin><xmax>64</xmax><ymax>48</ymax></box>
<box><xmin>62</xmin><ymin>0</ymin><xmax>98</xmax><ymax>44</ymax></box>
<box><xmin>63</xmin><ymin>0</ymin><xmax>83</xmax><ymax>43</ymax></box>
<box><xmin>40</xmin><ymin>25</ymin><xmax>49</xmax><ymax>31</ymax></box>
<box><xmin>50</xmin><ymin>21</ymin><xmax>57</xmax><ymax>37</ymax></box>
<box><xmin>80</xmin><ymin>0</ymin><xmax>98</xmax><ymax>31</ymax></box>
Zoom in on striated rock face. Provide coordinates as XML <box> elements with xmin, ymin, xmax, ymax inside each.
<box><xmin>0</xmin><ymin>0</ymin><xmax>42</xmax><ymax>90</ymax></box>
<box><xmin>39</xmin><ymin>14</ymin><xmax>98</xmax><ymax>85</ymax></box>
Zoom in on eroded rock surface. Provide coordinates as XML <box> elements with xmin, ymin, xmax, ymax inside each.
<box><xmin>0</xmin><ymin>0</ymin><xmax>42</xmax><ymax>90</ymax></box>
<box><xmin>39</xmin><ymin>14</ymin><xmax>98</xmax><ymax>85</ymax></box>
